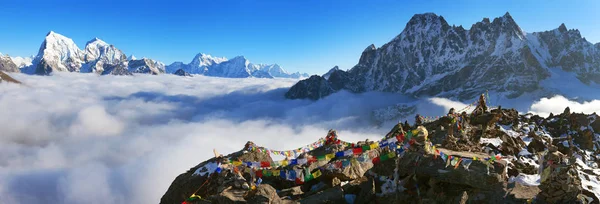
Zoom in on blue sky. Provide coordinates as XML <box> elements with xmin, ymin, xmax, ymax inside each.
<box><xmin>0</xmin><ymin>0</ymin><xmax>598</xmax><ymax>75</ymax></box>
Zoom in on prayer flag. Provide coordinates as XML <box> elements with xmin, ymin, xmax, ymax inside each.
<box><xmin>353</xmin><ymin>148</ymin><xmax>363</xmax><ymax>155</ymax></box>
<box><xmin>256</xmin><ymin>170</ymin><xmax>263</xmax><ymax>178</ymax></box>
<box><xmin>326</xmin><ymin>153</ymin><xmax>335</xmax><ymax>160</ymax></box>
<box><xmin>370</xmin><ymin>143</ymin><xmax>379</xmax><ymax>150</ymax></box>
<box><xmin>381</xmin><ymin>154</ymin><xmax>389</xmax><ymax>161</ymax></box>
<box><xmin>362</xmin><ymin>145</ymin><xmax>370</xmax><ymax>151</ymax></box>
<box><xmin>260</xmin><ymin>161</ymin><xmax>270</xmax><ymax>168</ymax></box>
<box><xmin>312</xmin><ymin>170</ymin><xmax>322</xmax><ymax>178</ymax></box>
<box><xmin>388</xmin><ymin>152</ymin><xmax>396</xmax><ymax>158</ymax></box>
<box><xmin>317</xmin><ymin>155</ymin><xmax>326</xmax><ymax>161</ymax></box>
<box><xmin>273</xmin><ymin>170</ymin><xmax>280</xmax><ymax>176</ymax></box>
<box><xmin>344</xmin><ymin>150</ymin><xmax>353</xmax><ymax>156</ymax></box>
<box><xmin>335</xmin><ymin>151</ymin><xmax>344</xmax><ymax>158</ymax></box>
<box><xmin>298</xmin><ymin>158</ymin><xmax>307</xmax><ymax>165</ymax></box>
<box><xmin>290</xmin><ymin>159</ymin><xmax>298</xmax><ymax>165</ymax></box>
<box><xmin>281</xmin><ymin>160</ymin><xmax>289</xmax><ymax>166</ymax></box>
<box><xmin>372</xmin><ymin>157</ymin><xmax>381</xmax><ymax>164</ymax></box>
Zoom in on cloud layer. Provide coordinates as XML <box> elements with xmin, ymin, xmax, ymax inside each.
<box><xmin>0</xmin><ymin>73</ymin><xmax>597</xmax><ymax>203</ymax></box>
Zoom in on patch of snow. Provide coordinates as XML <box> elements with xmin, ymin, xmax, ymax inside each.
<box><xmin>480</xmin><ymin>137</ymin><xmax>503</xmax><ymax>147</ymax></box>
<box><xmin>510</xmin><ymin>173</ymin><xmax>540</xmax><ymax>186</ymax></box>
<box><xmin>519</xmin><ymin>149</ymin><xmax>532</xmax><ymax>156</ymax></box>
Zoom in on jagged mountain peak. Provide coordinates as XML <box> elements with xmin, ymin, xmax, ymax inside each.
<box><xmin>85</xmin><ymin>37</ymin><xmax>108</xmax><ymax>47</ymax></box>
<box><xmin>190</xmin><ymin>53</ymin><xmax>227</xmax><ymax>68</ymax></box>
<box><xmin>322</xmin><ymin>65</ymin><xmax>340</xmax><ymax>80</ymax></box>
<box><xmin>363</xmin><ymin>44</ymin><xmax>376</xmax><ymax>53</ymax></box>
<box><xmin>286</xmin><ymin>12</ymin><xmax>600</xmax><ymax>101</ymax></box>
<box><xmin>404</xmin><ymin>12</ymin><xmax>450</xmax><ymax>32</ymax></box>
<box><xmin>558</xmin><ymin>23</ymin><xmax>568</xmax><ymax>33</ymax></box>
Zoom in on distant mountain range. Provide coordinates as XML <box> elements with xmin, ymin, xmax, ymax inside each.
<box><xmin>0</xmin><ymin>31</ymin><xmax>309</xmax><ymax>78</ymax></box>
<box><xmin>286</xmin><ymin>12</ymin><xmax>600</xmax><ymax>101</ymax></box>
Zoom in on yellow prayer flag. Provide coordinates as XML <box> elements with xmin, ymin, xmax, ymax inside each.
<box><xmin>351</xmin><ymin>158</ymin><xmax>359</xmax><ymax>166</ymax></box>
<box><xmin>311</xmin><ymin>170</ymin><xmax>322</xmax><ymax>178</ymax></box>
<box><xmin>370</xmin><ymin>143</ymin><xmax>379</xmax><ymax>150</ymax></box>
<box><xmin>232</xmin><ymin>161</ymin><xmax>242</xmax><ymax>166</ymax></box>
<box><xmin>272</xmin><ymin>170</ymin><xmax>280</xmax><ymax>176</ymax></box>
<box><xmin>281</xmin><ymin>160</ymin><xmax>289</xmax><ymax>166</ymax></box>
<box><xmin>388</xmin><ymin>152</ymin><xmax>396</xmax><ymax>158</ymax></box>
<box><xmin>326</xmin><ymin>153</ymin><xmax>334</xmax><ymax>160</ymax></box>
<box><xmin>412</xmin><ymin>129</ymin><xmax>419</xmax><ymax>136</ymax></box>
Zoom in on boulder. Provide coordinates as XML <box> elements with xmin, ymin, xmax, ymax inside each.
<box><xmin>209</xmin><ymin>186</ymin><xmax>246</xmax><ymax>203</ymax></box>
<box><xmin>246</xmin><ymin>184</ymin><xmax>285</xmax><ymax>204</ymax></box>
<box><xmin>298</xmin><ymin>186</ymin><xmax>344</xmax><ymax>204</ymax></box>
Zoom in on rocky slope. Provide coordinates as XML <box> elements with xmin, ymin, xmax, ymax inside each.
<box><xmin>0</xmin><ymin>54</ymin><xmax>19</xmax><ymax>73</ymax></box>
<box><xmin>0</xmin><ymin>71</ymin><xmax>21</xmax><ymax>84</ymax></box>
<box><xmin>166</xmin><ymin>53</ymin><xmax>310</xmax><ymax>78</ymax></box>
<box><xmin>161</xmin><ymin>106</ymin><xmax>600</xmax><ymax>203</ymax></box>
<box><xmin>286</xmin><ymin>12</ymin><xmax>600</xmax><ymax>101</ymax></box>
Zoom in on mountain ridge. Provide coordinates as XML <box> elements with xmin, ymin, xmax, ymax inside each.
<box><xmin>286</xmin><ymin>12</ymin><xmax>600</xmax><ymax>101</ymax></box>
<box><xmin>2</xmin><ymin>31</ymin><xmax>309</xmax><ymax>78</ymax></box>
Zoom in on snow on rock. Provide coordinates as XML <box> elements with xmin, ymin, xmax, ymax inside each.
<box><xmin>27</xmin><ymin>31</ymin><xmax>85</xmax><ymax>74</ymax></box>
<box><xmin>480</xmin><ymin>137</ymin><xmax>503</xmax><ymax>147</ymax></box>
<box><xmin>509</xmin><ymin>173</ymin><xmax>540</xmax><ymax>186</ymax></box>
<box><xmin>9</xmin><ymin>56</ymin><xmax>33</xmax><ymax>68</ymax></box>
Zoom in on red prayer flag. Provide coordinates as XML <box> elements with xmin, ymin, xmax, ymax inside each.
<box><xmin>372</xmin><ymin>157</ymin><xmax>381</xmax><ymax>164</ymax></box>
<box><xmin>260</xmin><ymin>161</ymin><xmax>270</xmax><ymax>167</ymax></box>
<box><xmin>295</xmin><ymin>178</ymin><xmax>304</xmax><ymax>185</ymax></box>
<box><xmin>353</xmin><ymin>148</ymin><xmax>363</xmax><ymax>155</ymax></box>
<box><xmin>256</xmin><ymin>170</ymin><xmax>263</xmax><ymax>178</ymax></box>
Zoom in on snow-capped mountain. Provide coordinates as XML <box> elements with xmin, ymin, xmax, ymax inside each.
<box><xmin>25</xmin><ymin>31</ymin><xmax>86</xmax><ymax>75</ymax></box>
<box><xmin>82</xmin><ymin>38</ymin><xmax>129</xmax><ymax>75</ymax></box>
<box><xmin>286</xmin><ymin>12</ymin><xmax>600</xmax><ymax>101</ymax></box>
<box><xmin>2</xmin><ymin>31</ymin><xmax>309</xmax><ymax>78</ymax></box>
<box><xmin>166</xmin><ymin>53</ymin><xmax>309</xmax><ymax>78</ymax></box>
<box><xmin>14</xmin><ymin>31</ymin><xmax>161</xmax><ymax>75</ymax></box>
<box><xmin>9</xmin><ymin>56</ymin><xmax>32</xmax><ymax>69</ymax></box>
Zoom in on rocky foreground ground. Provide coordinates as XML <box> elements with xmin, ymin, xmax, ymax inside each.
<box><xmin>161</xmin><ymin>107</ymin><xmax>600</xmax><ymax>204</ymax></box>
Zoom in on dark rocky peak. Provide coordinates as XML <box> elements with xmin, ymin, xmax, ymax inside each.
<box><xmin>174</xmin><ymin>69</ymin><xmax>192</xmax><ymax>77</ymax></box>
<box><xmin>558</xmin><ymin>23</ymin><xmax>568</xmax><ymax>33</ymax></box>
<box><xmin>490</xmin><ymin>12</ymin><xmax>524</xmax><ymax>36</ymax></box>
<box><xmin>285</xmin><ymin>75</ymin><xmax>335</xmax><ymax>100</ymax></box>
<box><xmin>406</xmin><ymin>13</ymin><xmax>448</xmax><ymax>27</ymax></box>
<box><xmin>403</xmin><ymin>13</ymin><xmax>451</xmax><ymax>34</ymax></box>
<box><xmin>327</xmin><ymin>69</ymin><xmax>352</xmax><ymax>90</ymax></box>
<box><xmin>358</xmin><ymin>44</ymin><xmax>377</xmax><ymax>66</ymax></box>
<box><xmin>482</xmin><ymin>17</ymin><xmax>491</xmax><ymax>24</ymax></box>
<box><xmin>595</xmin><ymin>42</ymin><xmax>600</xmax><ymax>49</ymax></box>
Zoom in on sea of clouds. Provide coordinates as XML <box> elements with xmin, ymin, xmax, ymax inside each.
<box><xmin>0</xmin><ymin>72</ymin><xmax>599</xmax><ymax>204</ymax></box>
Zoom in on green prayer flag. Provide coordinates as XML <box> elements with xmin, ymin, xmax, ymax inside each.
<box><xmin>317</xmin><ymin>155</ymin><xmax>326</xmax><ymax>161</ymax></box>
<box><xmin>362</xmin><ymin>145</ymin><xmax>370</xmax><ymax>151</ymax></box>
<box><xmin>407</xmin><ymin>131</ymin><xmax>413</xmax><ymax>140</ymax></box>
<box><xmin>381</xmin><ymin>154</ymin><xmax>389</xmax><ymax>161</ymax></box>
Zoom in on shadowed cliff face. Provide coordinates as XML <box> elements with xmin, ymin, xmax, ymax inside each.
<box><xmin>286</xmin><ymin>12</ymin><xmax>600</xmax><ymax>101</ymax></box>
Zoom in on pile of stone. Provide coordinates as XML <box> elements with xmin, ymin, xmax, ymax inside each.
<box><xmin>160</xmin><ymin>106</ymin><xmax>600</xmax><ymax>204</ymax></box>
